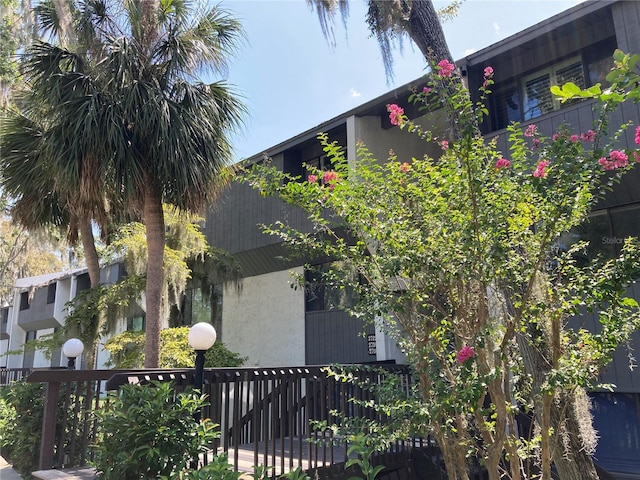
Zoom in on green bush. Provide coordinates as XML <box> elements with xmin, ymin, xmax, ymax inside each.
<box><xmin>93</xmin><ymin>381</ymin><xmax>219</xmax><ymax>480</ymax></box>
<box><xmin>0</xmin><ymin>382</ymin><xmax>45</xmax><ymax>479</ymax></box>
<box><xmin>172</xmin><ymin>453</ymin><xmax>241</xmax><ymax>480</ymax></box>
<box><xmin>103</xmin><ymin>326</ymin><xmax>246</xmax><ymax>369</ymax></box>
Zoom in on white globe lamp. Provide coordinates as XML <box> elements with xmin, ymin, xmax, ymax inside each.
<box><xmin>187</xmin><ymin>322</ymin><xmax>217</xmax><ymax>351</ymax></box>
<box><xmin>62</xmin><ymin>338</ymin><xmax>84</xmax><ymax>370</ymax></box>
<box><xmin>188</xmin><ymin>322</ymin><xmax>217</xmax><ymax>417</ymax></box>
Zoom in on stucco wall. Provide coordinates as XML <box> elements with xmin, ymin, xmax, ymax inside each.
<box><xmin>354</xmin><ymin>114</ymin><xmax>442</xmax><ymax>165</ymax></box>
<box><xmin>222</xmin><ymin>268</ymin><xmax>305</xmax><ymax>367</ymax></box>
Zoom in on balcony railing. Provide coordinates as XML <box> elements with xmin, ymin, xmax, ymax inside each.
<box><xmin>16</xmin><ymin>365</ymin><xmax>441</xmax><ymax>478</ymax></box>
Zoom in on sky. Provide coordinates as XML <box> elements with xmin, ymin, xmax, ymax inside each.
<box><xmin>222</xmin><ymin>0</ymin><xmax>586</xmax><ymax>162</ymax></box>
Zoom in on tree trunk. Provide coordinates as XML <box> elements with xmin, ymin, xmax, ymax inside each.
<box><xmin>79</xmin><ymin>216</ymin><xmax>101</xmax><ymax>369</ymax></box>
<box><xmin>142</xmin><ymin>176</ymin><xmax>165</xmax><ymax>368</ymax></box>
<box><xmin>549</xmin><ymin>390</ymin><xmax>600</xmax><ymax>480</ymax></box>
<box><xmin>79</xmin><ymin>217</ymin><xmax>100</xmax><ymax>289</ymax></box>
<box><xmin>52</xmin><ymin>0</ymin><xmax>76</xmax><ymax>51</ymax></box>
<box><xmin>517</xmin><ymin>333</ymin><xmax>599</xmax><ymax>480</ymax></box>
<box><xmin>407</xmin><ymin>0</ymin><xmax>454</xmax><ymax>63</ymax></box>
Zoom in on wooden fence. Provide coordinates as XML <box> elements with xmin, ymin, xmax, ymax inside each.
<box><xmin>0</xmin><ymin>367</ymin><xmax>31</xmax><ymax>385</ymax></box>
<box><xmin>12</xmin><ymin>364</ymin><xmax>443</xmax><ymax>478</ymax></box>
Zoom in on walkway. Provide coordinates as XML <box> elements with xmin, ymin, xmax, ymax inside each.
<box><xmin>0</xmin><ymin>455</ymin><xmax>23</xmax><ymax>480</ymax></box>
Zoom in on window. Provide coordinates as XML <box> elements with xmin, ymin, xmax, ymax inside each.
<box><xmin>19</xmin><ymin>291</ymin><xmax>30</xmax><ymax>310</ymax></box>
<box><xmin>127</xmin><ymin>316</ymin><xmax>145</xmax><ymax>332</ymax></box>
<box><xmin>492</xmin><ymin>83</ymin><xmax>522</xmax><ymax>131</ymax></box>
<box><xmin>23</xmin><ymin>331</ymin><xmax>37</xmax><ymax>368</ymax></box>
<box><xmin>1</xmin><ymin>308</ymin><xmax>8</xmax><ymax>330</ymax></box>
<box><xmin>305</xmin><ymin>262</ymin><xmax>360</xmax><ymax>312</ymax></box>
<box><xmin>487</xmin><ymin>37</ymin><xmax>617</xmax><ymax>132</ymax></box>
<box><xmin>591</xmin><ymin>393</ymin><xmax>640</xmax><ymax>475</ymax></box>
<box><xmin>47</xmin><ymin>283</ymin><xmax>56</xmax><ymax>304</ymax></box>
<box><xmin>587</xmin><ymin>55</ymin><xmax>614</xmax><ymax>87</ymax></box>
<box><xmin>555</xmin><ymin>203</ymin><xmax>640</xmax><ymax>263</ymax></box>
<box><xmin>305</xmin><ymin>154</ymin><xmax>330</xmax><ymax>176</ymax></box>
<box><xmin>523</xmin><ymin>57</ymin><xmax>585</xmax><ymax>120</ymax></box>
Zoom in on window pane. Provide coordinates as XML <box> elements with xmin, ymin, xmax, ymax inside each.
<box><xmin>305</xmin><ymin>262</ymin><xmax>360</xmax><ymax>312</ymax></box>
<box><xmin>588</xmin><ymin>56</ymin><xmax>614</xmax><ymax>87</ymax></box>
<box><xmin>556</xmin><ymin>61</ymin><xmax>585</xmax><ymax>89</ymax></box>
<box><xmin>610</xmin><ymin>204</ymin><xmax>640</xmax><ymax>254</ymax></box>
<box><xmin>556</xmin><ymin>212</ymin><xmax>615</xmax><ymax>264</ymax></box>
<box><xmin>524</xmin><ymin>73</ymin><xmax>552</xmax><ymax>120</ymax></box>
<box><xmin>127</xmin><ymin>316</ymin><xmax>145</xmax><ymax>331</ymax></box>
<box><xmin>191</xmin><ymin>288</ymin><xmax>212</xmax><ymax>324</ymax></box>
<box><xmin>492</xmin><ymin>84</ymin><xmax>521</xmax><ymax>130</ymax></box>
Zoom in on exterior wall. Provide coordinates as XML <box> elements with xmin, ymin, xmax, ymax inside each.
<box><xmin>222</xmin><ymin>268</ymin><xmax>305</xmax><ymax>367</ymax></box>
<box><xmin>305</xmin><ymin>310</ymin><xmax>376</xmax><ymax>365</ymax></box>
<box><xmin>612</xmin><ymin>1</ymin><xmax>640</xmax><ymax>54</ymax></box>
<box><xmin>354</xmin><ymin>114</ymin><xmax>442</xmax><ymax>165</ymax></box>
<box><xmin>1</xmin><ymin>264</ymin><xmax>136</xmax><ymax>370</ymax></box>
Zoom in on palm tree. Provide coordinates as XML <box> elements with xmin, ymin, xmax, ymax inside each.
<box><xmin>3</xmin><ymin>0</ymin><xmax>245</xmax><ymax>368</ymax></box>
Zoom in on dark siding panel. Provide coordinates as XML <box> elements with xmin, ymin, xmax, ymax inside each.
<box><xmin>589</xmin><ymin>281</ymin><xmax>640</xmax><ymax>392</ymax></box>
<box><xmin>206</xmin><ymin>180</ymin><xmax>316</xmax><ymax>255</ymax></box>
<box><xmin>612</xmin><ymin>1</ymin><xmax>640</xmax><ymax>53</ymax></box>
<box><xmin>206</xmin><ymin>125</ymin><xmax>347</xmax><ymax>264</ymax></box>
<box><xmin>305</xmin><ymin>310</ymin><xmax>375</xmax><ymax>365</ymax></box>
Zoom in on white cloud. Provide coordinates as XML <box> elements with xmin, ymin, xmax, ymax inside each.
<box><xmin>493</xmin><ymin>22</ymin><xmax>500</xmax><ymax>34</ymax></box>
<box><xmin>465</xmin><ymin>48</ymin><xmax>476</xmax><ymax>56</ymax></box>
<box><xmin>350</xmin><ymin>88</ymin><xmax>362</xmax><ymax>98</ymax></box>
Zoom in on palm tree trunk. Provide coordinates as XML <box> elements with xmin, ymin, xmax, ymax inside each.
<box><xmin>143</xmin><ymin>176</ymin><xmax>165</xmax><ymax>368</ymax></box>
<box><xmin>52</xmin><ymin>0</ymin><xmax>76</xmax><ymax>51</ymax></box>
<box><xmin>79</xmin><ymin>216</ymin><xmax>101</xmax><ymax>369</ymax></box>
<box><xmin>79</xmin><ymin>217</ymin><xmax>100</xmax><ymax>288</ymax></box>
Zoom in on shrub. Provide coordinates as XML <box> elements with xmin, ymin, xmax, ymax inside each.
<box><xmin>0</xmin><ymin>382</ymin><xmax>45</xmax><ymax>479</ymax></box>
<box><xmin>93</xmin><ymin>381</ymin><xmax>219</xmax><ymax>480</ymax></box>
<box><xmin>103</xmin><ymin>326</ymin><xmax>246</xmax><ymax>369</ymax></box>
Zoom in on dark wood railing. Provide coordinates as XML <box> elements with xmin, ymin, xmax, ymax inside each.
<box><xmin>18</xmin><ymin>364</ymin><xmax>424</xmax><ymax>477</ymax></box>
<box><xmin>0</xmin><ymin>367</ymin><xmax>31</xmax><ymax>385</ymax></box>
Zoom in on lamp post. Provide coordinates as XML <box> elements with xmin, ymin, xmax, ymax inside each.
<box><xmin>62</xmin><ymin>338</ymin><xmax>84</xmax><ymax>370</ymax></box>
<box><xmin>188</xmin><ymin>323</ymin><xmax>216</xmax><ymax>424</ymax></box>
<box><xmin>188</xmin><ymin>322</ymin><xmax>217</xmax><ymax>392</ymax></box>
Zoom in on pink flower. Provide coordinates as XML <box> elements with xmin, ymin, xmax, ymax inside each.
<box><xmin>570</xmin><ymin>135</ymin><xmax>580</xmax><ymax>143</ymax></box>
<box><xmin>483</xmin><ymin>66</ymin><xmax>494</xmax><ymax>77</ymax></box>
<box><xmin>440</xmin><ymin>140</ymin><xmax>449</xmax><ymax>151</ymax></box>
<box><xmin>524</xmin><ymin>124</ymin><xmax>537</xmax><ymax>137</ymax></box>
<box><xmin>531</xmin><ymin>138</ymin><xmax>541</xmax><ymax>149</ymax></box>
<box><xmin>323</xmin><ymin>170</ymin><xmax>339</xmax><ymax>184</ymax></box>
<box><xmin>533</xmin><ymin>160</ymin><xmax>549</xmax><ymax>178</ymax></box>
<box><xmin>457</xmin><ymin>345</ymin><xmax>476</xmax><ymax>364</ymax></box>
<box><xmin>387</xmin><ymin>104</ymin><xmax>404</xmax><ymax>126</ymax></box>
<box><xmin>610</xmin><ymin>150</ymin><xmax>628</xmax><ymax>168</ymax></box>
<box><xmin>581</xmin><ymin>130</ymin><xmax>596</xmax><ymax>142</ymax></box>
<box><xmin>552</xmin><ymin>133</ymin><xmax>560</xmax><ymax>141</ymax></box>
<box><xmin>422</xmin><ymin>86</ymin><xmax>432</xmax><ymax>94</ymax></box>
<box><xmin>308</xmin><ymin>174</ymin><xmax>317</xmax><ymax>183</ymax></box>
<box><xmin>495</xmin><ymin>158</ymin><xmax>511</xmax><ymax>169</ymax></box>
<box><xmin>599</xmin><ymin>157</ymin><xmax>615</xmax><ymax>171</ymax></box>
<box><xmin>634</xmin><ymin>151</ymin><xmax>640</xmax><ymax>163</ymax></box>
<box><xmin>437</xmin><ymin>59</ymin><xmax>455</xmax><ymax>78</ymax></box>
<box><xmin>399</xmin><ymin>162</ymin><xmax>411</xmax><ymax>173</ymax></box>
<box><xmin>635</xmin><ymin>126</ymin><xmax>640</xmax><ymax>145</ymax></box>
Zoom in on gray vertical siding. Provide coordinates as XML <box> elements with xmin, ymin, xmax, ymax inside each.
<box><xmin>612</xmin><ymin>1</ymin><xmax>640</xmax><ymax>53</ymax></box>
<box><xmin>305</xmin><ymin>310</ymin><xmax>376</xmax><ymax>365</ymax></box>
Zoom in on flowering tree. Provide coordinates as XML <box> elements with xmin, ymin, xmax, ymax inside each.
<box><xmin>245</xmin><ymin>52</ymin><xmax>640</xmax><ymax>480</ymax></box>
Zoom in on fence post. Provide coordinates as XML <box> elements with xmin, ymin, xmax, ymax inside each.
<box><xmin>39</xmin><ymin>380</ymin><xmax>61</xmax><ymax>470</ymax></box>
